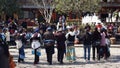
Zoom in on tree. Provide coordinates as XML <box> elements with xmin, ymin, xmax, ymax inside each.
<box><xmin>31</xmin><ymin>0</ymin><xmax>56</xmax><ymax>23</ymax></box>
<box><xmin>55</xmin><ymin>0</ymin><xmax>101</xmax><ymax>16</ymax></box>
<box><xmin>0</xmin><ymin>0</ymin><xmax>20</xmax><ymax>20</ymax></box>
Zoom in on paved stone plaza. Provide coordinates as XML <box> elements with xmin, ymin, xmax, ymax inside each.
<box><xmin>9</xmin><ymin>45</ymin><xmax>120</xmax><ymax>68</ymax></box>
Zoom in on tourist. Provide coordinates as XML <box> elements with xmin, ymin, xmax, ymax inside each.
<box><xmin>66</xmin><ymin>26</ymin><xmax>76</xmax><ymax>63</ymax></box>
<box><xmin>82</xmin><ymin>28</ymin><xmax>92</xmax><ymax>62</ymax></box>
<box><xmin>43</xmin><ymin>27</ymin><xmax>55</xmax><ymax>65</ymax></box>
<box><xmin>55</xmin><ymin>28</ymin><xmax>66</xmax><ymax>64</ymax></box>
<box><xmin>92</xmin><ymin>28</ymin><xmax>101</xmax><ymax>61</ymax></box>
<box><xmin>31</xmin><ymin>28</ymin><xmax>42</xmax><ymax>64</ymax></box>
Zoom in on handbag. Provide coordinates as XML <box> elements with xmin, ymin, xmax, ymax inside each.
<box><xmin>105</xmin><ymin>38</ymin><xmax>111</xmax><ymax>46</ymax></box>
<box><xmin>32</xmin><ymin>48</ymin><xmax>41</xmax><ymax>56</ymax></box>
<box><xmin>93</xmin><ymin>40</ymin><xmax>101</xmax><ymax>46</ymax></box>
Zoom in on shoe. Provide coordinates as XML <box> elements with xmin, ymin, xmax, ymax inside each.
<box><xmin>97</xmin><ymin>60</ymin><xmax>100</xmax><ymax>62</ymax></box>
<box><xmin>18</xmin><ymin>60</ymin><xmax>24</xmax><ymax>63</ymax></box>
<box><xmin>58</xmin><ymin>60</ymin><xmax>60</xmax><ymax>63</ymax></box>
<box><xmin>22</xmin><ymin>60</ymin><xmax>25</xmax><ymax>63</ymax></box>
<box><xmin>69</xmin><ymin>60</ymin><xmax>73</xmax><ymax>63</ymax></box>
<box><xmin>34</xmin><ymin>62</ymin><xmax>38</xmax><ymax>65</ymax></box>
<box><xmin>93</xmin><ymin>58</ymin><xmax>95</xmax><ymax>61</ymax></box>
<box><xmin>87</xmin><ymin>60</ymin><xmax>90</xmax><ymax>63</ymax></box>
<box><xmin>49</xmin><ymin>63</ymin><xmax>52</xmax><ymax>65</ymax></box>
<box><xmin>60</xmin><ymin>61</ymin><xmax>64</xmax><ymax>64</ymax></box>
<box><xmin>48</xmin><ymin>61</ymin><xmax>52</xmax><ymax>65</ymax></box>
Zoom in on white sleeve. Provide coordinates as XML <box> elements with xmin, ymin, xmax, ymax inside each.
<box><xmin>31</xmin><ymin>34</ymin><xmax>34</xmax><ymax>38</ymax></box>
<box><xmin>38</xmin><ymin>33</ymin><xmax>41</xmax><ymax>37</ymax></box>
<box><xmin>57</xmin><ymin>22</ymin><xmax>59</xmax><ymax>30</ymax></box>
<box><xmin>65</xmin><ymin>33</ymin><xmax>69</xmax><ymax>39</ymax></box>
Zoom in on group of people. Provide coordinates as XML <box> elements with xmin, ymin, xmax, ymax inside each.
<box><xmin>83</xmin><ymin>25</ymin><xmax>111</xmax><ymax>62</ymax></box>
<box><xmin>15</xmin><ymin>23</ymin><xmax>111</xmax><ymax>65</ymax></box>
<box><xmin>0</xmin><ymin>19</ymin><xmax>112</xmax><ymax>67</ymax></box>
<box><xmin>0</xmin><ymin>28</ymin><xmax>16</xmax><ymax>68</ymax></box>
<box><xmin>30</xmin><ymin>25</ymin><xmax>79</xmax><ymax>65</ymax></box>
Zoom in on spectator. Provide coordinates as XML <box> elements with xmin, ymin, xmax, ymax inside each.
<box><xmin>55</xmin><ymin>28</ymin><xmax>66</xmax><ymax>64</ymax></box>
<box><xmin>66</xmin><ymin>26</ymin><xmax>76</xmax><ymax>63</ymax></box>
<box><xmin>84</xmin><ymin>23</ymin><xmax>91</xmax><ymax>31</ymax></box>
<box><xmin>43</xmin><ymin>27</ymin><xmax>55</xmax><ymax>65</ymax></box>
<box><xmin>92</xmin><ymin>28</ymin><xmax>101</xmax><ymax>61</ymax></box>
<box><xmin>99</xmin><ymin>29</ymin><xmax>110</xmax><ymax>60</ymax></box>
<box><xmin>31</xmin><ymin>30</ymin><xmax>42</xmax><ymax>64</ymax></box>
<box><xmin>15</xmin><ymin>32</ymin><xmax>25</xmax><ymax>63</ymax></box>
<box><xmin>82</xmin><ymin>28</ymin><xmax>92</xmax><ymax>62</ymax></box>
<box><xmin>0</xmin><ymin>37</ymin><xmax>9</xmax><ymax>68</ymax></box>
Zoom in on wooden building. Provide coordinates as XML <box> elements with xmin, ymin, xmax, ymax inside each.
<box><xmin>18</xmin><ymin>0</ymin><xmax>120</xmax><ymax>23</ymax></box>
<box><xmin>99</xmin><ymin>0</ymin><xmax>120</xmax><ymax>22</ymax></box>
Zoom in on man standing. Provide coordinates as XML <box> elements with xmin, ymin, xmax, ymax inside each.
<box><xmin>43</xmin><ymin>27</ymin><xmax>55</xmax><ymax>65</ymax></box>
<box><xmin>55</xmin><ymin>28</ymin><xmax>66</xmax><ymax>64</ymax></box>
<box><xmin>82</xmin><ymin>29</ymin><xmax>92</xmax><ymax>62</ymax></box>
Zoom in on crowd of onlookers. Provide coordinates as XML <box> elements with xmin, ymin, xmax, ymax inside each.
<box><xmin>1</xmin><ymin>16</ymin><xmax>120</xmax><ymax>67</ymax></box>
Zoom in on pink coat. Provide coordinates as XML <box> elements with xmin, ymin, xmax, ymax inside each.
<box><xmin>101</xmin><ymin>32</ymin><xmax>106</xmax><ymax>46</ymax></box>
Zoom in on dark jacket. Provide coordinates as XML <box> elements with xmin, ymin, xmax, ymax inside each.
<box><xmin>92</xmin><ymin>30</ymin><xmax>101</xmax><ymax>43</ymax></box>
<box><xmin>83</xmin><ymin>32</ymin><xmax>92</xmax><ymax>45</ymax></box>
<box><xmin>0</xmin><ymin>43</ymin><xmax>9</xmax><ymax>68</ymax></box>
<box><xmin>55</xmin><ymin>32</ymin><xmax>66</xmax><ymax>49</ymax></box>
<box><xmin>43</xmin><ymin>31</ymin><xmax>55</xmax><ymax>54</ymax></box>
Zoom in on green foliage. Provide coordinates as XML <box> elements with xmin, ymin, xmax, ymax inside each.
<box><xmin>0</xmin><ymin>0</ymin><xmax>20</xmax><ymax>16</ymax></box>
<box><xmin>55</xmin><ymin>0</ymin><xmax>101</xmax><ymax>14</ymax></box>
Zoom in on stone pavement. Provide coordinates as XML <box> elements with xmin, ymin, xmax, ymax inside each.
<box><xmin>9</xmin><ymin>44</ymin><xmax>120</xmax><ymax>68</ymax></box>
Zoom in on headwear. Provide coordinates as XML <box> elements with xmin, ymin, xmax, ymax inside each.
<box><xmin>34</xmin><ymin>27</ymin><xmax>39</xmax><ymax>33</ymax></box>
<box><xmin>46</xmin><ymin>27</ymin><xmax>52</xmax><ymax>31</ymax></box>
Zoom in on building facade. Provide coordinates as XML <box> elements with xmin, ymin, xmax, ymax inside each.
<box><xmin>18</xmin><ymin>0</ymin><xmax>120</xmax><ymax>23</ymax></box>
<box><xmin>99</xmin><ymin>0</ymin><xmax>120</xmax><ymax>22</ymax></box>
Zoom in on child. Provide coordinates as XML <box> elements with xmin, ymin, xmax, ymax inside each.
<box><xmin>9</xmin><ymin>55</ymin><xmax>16</xmax><ymax>68</ymax></box>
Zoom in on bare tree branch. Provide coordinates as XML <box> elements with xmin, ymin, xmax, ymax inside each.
<box><xmin>31</xmin><ymin>0</ymin><xmax>55</xmax><ymax>23</ymax></box>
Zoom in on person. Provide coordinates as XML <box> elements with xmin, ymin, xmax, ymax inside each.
<box><xmin>96</xmin><ymin>23</ymin><xmax>102</xmax><ymax>30</ymax></box>
<box><xmin>26</xmin><ymin>29</ymin><xmax>33</xmax><ymax>46</ymax></box>
<box><xmin>82</xmin><ymin>29</ymin><xmax>92</xmax><ymax>62</ymax></box>
<box><xmin>43</xmin><ymin>27</ymin><xmax>55</xmax><ymax>65</ymax></box>
<box><xmin>99</xmin><ymin>28</ymin><xmax>110</xmax><ymax>60</ymax></box>
<box><xmin>9</xmin><ymin>55</ymin><xmax>16</xmax><ymax>68</ymax></box>
<box><xmin>57</xmin><ymin>21</ymin><xmax>63</xmax><ymax>30</ymax></box>
<box><xmin>73</xmin><ymin>25</ymin><xmax>80</xmax><ymax>44</ymax></box>
<box><xmin>15</xmin><ymin>32</ymin><xmax>25</xmax><ymax>63</ymax></box>
<box><xmin>55</xmin><ymin>28</ymin><xmax>66</xmax><ymax>64</ymax></box>
<box><xmin>31</xmin><ymin>29</ymin><xmax>42</xmax><ymax>64</ymax></box>
<box><xmin>0</xmin><ymin>36</ymin><xmax>9</xmax><ymax>68</ymax></box>
<box><xmin>21</xmin><ymin>19</ymin><xmax>27</xmax><ymax>29</ymax></box>
<box><xmin>5</xmin><ymin>28</ymin><xmax>10</xmax><ymax>45</ymax></box>
<box><xmin>65</xmin><ymin>26</ymin><xmax>76</xmax><ymax>63</ymax></box>
<box><xmin>0</xmin><ymin>28</ymin><xmax>6</xmax><ymax>41</ymax></box>
<box><xmin>92</xmin><ymin>27</ymin><xmax>101</xmax><ymax>61</ymax></box>
<box><xmin>84</xmin><ymin>23</ymin><xmax>91</xmax><ymax>31</ymax></box>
